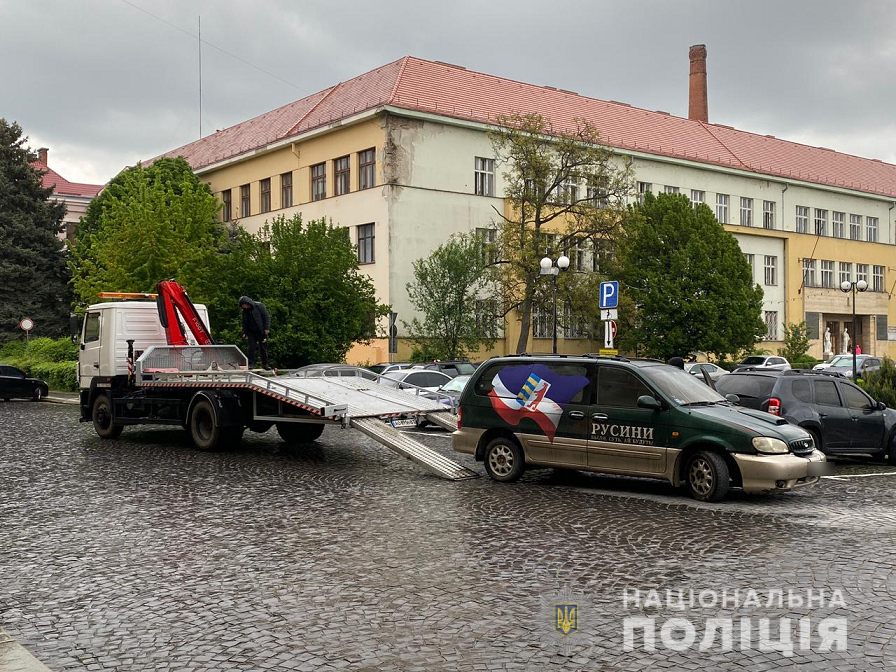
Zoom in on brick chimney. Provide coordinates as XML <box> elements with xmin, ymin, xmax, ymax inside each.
<box><xmin>37</xmin><ymin>147</ymin><xmax>48</xmax><ymax>165</ymax></box>
<box><xmin>688</xmin><ymin>44</ymin><xmax>708</xmax><ymax>123</ymax></box>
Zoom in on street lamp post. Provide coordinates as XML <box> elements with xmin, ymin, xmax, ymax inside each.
<box><xmin>540</xmin><ymin>254</ymin><xmax>570</xmax><ymax>354</ymax></box>
<box><xmin>840</xmin><ymin>278</ymin><xmax>868</xmax><ymax>379</ymax></box>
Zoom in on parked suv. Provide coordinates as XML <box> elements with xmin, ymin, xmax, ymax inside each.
<box><xmin>715</xmin><ymin>369</ymin><xmax>896</xmax><ymax>460</ymax></box>
<box><xmin>733</xmin><ymin>355</ymin><xmax>791</xmax><ymax>372</ymax></box>
<box><xmin>453</xmin><ymin>355</ymin><xmax>827</xmax><ymax>502</ymax></box>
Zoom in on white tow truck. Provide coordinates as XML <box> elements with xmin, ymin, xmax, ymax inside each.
<box><xmin>77</xmin><ymin>285</ymin><xmax>476</xmax><ymax>481</ymax></box>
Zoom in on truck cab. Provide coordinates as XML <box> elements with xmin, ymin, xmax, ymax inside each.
<box><xmin>79</xmin><ymin>300</ymin><xmax>210</xmax><ymax>390</ymax></box>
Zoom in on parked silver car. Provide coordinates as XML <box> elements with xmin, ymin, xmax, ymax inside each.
<box><xmin>684</xmin><ymin>362</ymin><xmax>728</xmax><ymax>381</ymax></box>
<box><xmin>733</xmin><ymin>355</ymin><xmax>791</xmax><ymax>372</ymax></box>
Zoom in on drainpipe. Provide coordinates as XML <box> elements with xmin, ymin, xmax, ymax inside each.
<box><xmin>781</xmin><ymin>183</ymin><xmax>790</xmax><ymax>336</ymax></box>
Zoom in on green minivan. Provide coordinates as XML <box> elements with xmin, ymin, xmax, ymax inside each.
<box><xmin>452</xmin><ymin>355</ymin><xmax>830</xmax><ymax>501</ymax></box>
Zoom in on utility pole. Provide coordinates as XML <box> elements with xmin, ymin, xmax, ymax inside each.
<box><xmin>198</xmin><ymin>15</ymin><xmax>202</xmax><ymax>138</ymax></box>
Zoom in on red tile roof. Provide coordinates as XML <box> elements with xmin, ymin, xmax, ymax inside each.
<box><xmin>32</xmin><ymin>162</ymin><xmax>103</xmax><ymax>198</ymax></box>
<box><xmin>158</xmin><ymin>56</ymin><xmax>896</xmax><ymax>199</ymax></box>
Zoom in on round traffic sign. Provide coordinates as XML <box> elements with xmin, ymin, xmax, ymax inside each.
<box><xmin>19</xmin><ymin>318</ymin><xmax>34</xmax><ymax>332</ymax></box>
<box><xmin>609</xmin><ymin>320</ymin><xmax>617</xmax><ymax>339</ymax></box>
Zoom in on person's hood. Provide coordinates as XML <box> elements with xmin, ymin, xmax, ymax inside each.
<box><xmin>238</xmin><ymin>296</ymin><xmax>255</xmax><ymax>308</ymax></box>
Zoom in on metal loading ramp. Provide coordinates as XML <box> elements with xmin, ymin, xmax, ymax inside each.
<box><xmin>425</xmin><ymin>412</ymin><xmax>459</xmax><ymax>432</ymax></box>
<box><xmin>350</xmin><ymin>417</ymin><xmax>477</xmax><ymax>481</ymax></box>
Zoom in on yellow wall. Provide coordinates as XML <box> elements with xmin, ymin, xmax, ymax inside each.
<box><xmin>202</xmin><ymin>118</ymin><xmax>384</xmax><ymax>221</ymax></box>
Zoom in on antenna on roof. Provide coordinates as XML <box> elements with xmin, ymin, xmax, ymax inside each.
<box><xmin>198</xmin><ymin>15</ymin><xmax>202</xmax><ymax>138</ymax></box>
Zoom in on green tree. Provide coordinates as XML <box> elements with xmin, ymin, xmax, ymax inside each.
<box><xmin>70</xmin><ymin>157</ymin><xmax>222</xmax><ymax>305</ymax></box>
<box><xmin>0</xmin><ymin>119</ymin><xmax>71</xmax><ymax>343</ymax></box>
<box><xmin>616</xmin><ymin>192</ymin><xmax>766</xmax><ymax>360</ymax></box>
<box><xmin>487</xmin><ymin>112</ymin><xmax>633</xmax><ymax>352</ymax></box>
<box><xmin>779</xmin><ymin>321</ymin><xmax>811</xmax><ymax>362</ymax></box>
<box><xmin>860</xmin><ymin>357</ymin><xmax>896</xmax><ymax>409</ymax></box>
<box><xmin>205</xmin><ymin>215</ymin><xmax>389</xmax><ymax>367</ymax></box>
<box><xmin>404</xmin><ymin>233</ymin><xmax>498</xmax><ymax>361</ymax></box>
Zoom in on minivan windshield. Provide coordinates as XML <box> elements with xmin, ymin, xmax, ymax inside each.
<box><xmin>640</xmin><ymin>365</ymin><xmax>727</xmax><ymax>406</ymax></box>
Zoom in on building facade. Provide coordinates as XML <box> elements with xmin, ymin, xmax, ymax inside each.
<box><xmin>156</xmin><ymin>54</ymin><xmax>896</xmax><ymax>364</ymax></box>
<box><xmin>32</xmin><ymin>147</ymin><xmax>103</xmax><ymax>242</ymax></box>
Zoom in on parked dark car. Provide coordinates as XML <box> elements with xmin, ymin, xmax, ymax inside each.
<box><xmin>0</xmin><ymin>365</ymin><xmax>49</xmax><ymax>401</ymax></box>
<box><xmin>417</xmin><ymin>361</ymin><xmax>478</xmax><ymax>378</ymax></box>
<box><xmin>715</xmin><ymin>369</ymin><xmax>896</xmax><ymax>460</ymax></box>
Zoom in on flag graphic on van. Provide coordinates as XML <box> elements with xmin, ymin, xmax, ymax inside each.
<box><xmin>488</xmin><ymin>364</ymin><xmax>590</xmax><ymax>442</ymax></box>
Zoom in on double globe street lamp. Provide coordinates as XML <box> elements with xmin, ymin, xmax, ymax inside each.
<box><xmin>540</xmin><ymin>254</ymin><xmax>570</xmax><ymax>355</ymax></box>
<box><xmin>840</xmin><ymin>278</ymin><xmax>868</xmax><ymax>380</ymax></box>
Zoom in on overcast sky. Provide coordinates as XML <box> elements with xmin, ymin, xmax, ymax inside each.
<box><xmin>4</xmin><ymin>0</ymin><xmax>896</xmax><ymax>185</ymax></box>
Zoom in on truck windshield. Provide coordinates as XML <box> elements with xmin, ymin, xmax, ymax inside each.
<box><xmin>640</xmin><ymin>366</ymin><xmax>727</xmax><ymax>406</ymax></box>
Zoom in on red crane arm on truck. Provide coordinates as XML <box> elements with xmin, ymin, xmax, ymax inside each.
<box><xmin>155</xmin><ymin>280</ymin><xmax>214</xmax><ymax>346</ymax></box>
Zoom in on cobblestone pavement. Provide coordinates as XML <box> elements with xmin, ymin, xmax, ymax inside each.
<box><xmin>2</xmin><ymin>401</ymin><xmax>896</xmax><ymax>670</ymax></box>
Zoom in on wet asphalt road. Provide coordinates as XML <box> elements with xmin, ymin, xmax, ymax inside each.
<box><xmin>2</xmin><ymin>401</ymin><xmax>896</xmax><ymax>671</ymax></box>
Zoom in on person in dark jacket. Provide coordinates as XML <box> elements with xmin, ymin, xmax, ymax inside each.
<box><xmin>239</xmin><ymin>296</ymin><xmax>271</xmax><ymax>369</ymax></box>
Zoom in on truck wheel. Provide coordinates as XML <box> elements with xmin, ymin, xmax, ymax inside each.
<box><xmin>92</xmin><ymin>394</ymin><xmax>123</xmax><ymax>439</ymax></box>
<box><xmin>276</xmin><ymin>422</ymin><xmax>325</xmax><ymax>445</ymax></box>
<box><xmin>685</xmin><ymin>451</ymin><xmax>730</xmax><ymax>502</ymax></box>
<box><xmin>483</xmin><ymin>437</ymin><xmax>525</xmax><ymax>483</ymax></box>
<box><xmin>189</xmin><ymin>399</ymin><xmax>243</xmax><ymax>451</ymax></box>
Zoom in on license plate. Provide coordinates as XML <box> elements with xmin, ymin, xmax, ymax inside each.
<box><xmin>391</xmin><ymin>418</ymin><xmax>417</xmax><ymax>428</ymax></box>
<box><xmin>807</xmin><ymin>461</ymin><xmax>835</xmax><ymax>476</ymax></box>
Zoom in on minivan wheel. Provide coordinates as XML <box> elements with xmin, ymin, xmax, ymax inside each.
<box><xmin>685</xmin><ymin>451</ymin><xmax>730</xmax><ymax>502</ymax></box>
<box><xmin>483</xmin><ymin>437</ymin><xmax>525</xmax><ymax>483</ymax></box>
<box><xmin>887</xmin><ymin>436</ymin><xmax>896</xmax><ymax>465</ymax></box>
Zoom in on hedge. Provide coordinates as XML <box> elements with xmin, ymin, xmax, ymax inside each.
<box><xmin>0</xmin><ymin>337</ymin><xmax>79</xmax><ymax>392</ymax></box>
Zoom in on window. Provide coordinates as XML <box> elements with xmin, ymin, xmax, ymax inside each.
<box><xmin>740</xmin><ymin>197</ymin><xmax>753</xmax><ymax>227</ymax></box>
<box><xmin>240</xmin><ymin>184</ymin><xmax>250</xmax><ymax>216</ymax></box>
<box><xmin>562</xmin><ymin>304</ymin><xmax>587</xmax><ymax>339</ymax></box>
<box><xmin>802</xmin><ymin>259</ymin><xmax>816</xmax><ymax>287</ymax></box>
<box><xmin>532</xmin><ymin>304</ymin><xmax>553</xmax><ymax>339</ymax></box>
<box><xmin>587</xmin><ymin>177</ymin><xmax>609</xmax><ymax>208</ymax></box>
<box><xmin>357</xmin><ymin>223</ymin><xmax>375</xmax><ymax>264</ymax></box>
<box><xmin>358</xmin><ymin>148</ymin><xmax>376</xmax><ymax>190</ymax></box>
<box><xmin>690</xmin><ymin>190</ymin><xmax>705</xmax><ymax>207</ymax></box>
<box><xmin>597</xmin><ymin>367</ymin><xmax>652</xmax><ymax>408</ymax></box>
<box><xmin>558</xmin><ymin>180</ymin><xmax>578</xmax><ymax>205</ymax></box>
<box><xmin>281</xmin><ymin>172</ymin><xmax>293</xmax><ymax>208</ymax></box>
<box><xmin>592</xmin><ymin>239</ymin><xmax>614</xmax><ymax>273</ymax></box>
<box><xmin>792</xmin><ymin>379</ymin><xmax>812</xmax><ymax>403</ymax></box>
<box><xmin>795</xmin><ymin>205</ymin><xmax>809</xmax><ymax>233</ymax></box>
<box><xmin>762</xmin><ymin>200</ymin><xmax>775</xmax><ymax>229</ymax></box>
<box><xmin>260</xmin><ymin>178</ymin><xmax>271</xmax><ymax>213</ymax></box>
<box><xmin>476</xmin><ymin>227</ymin><xmax>497</xmax><ymax>265</ymax></box>
<box><xmin>564</xmin><ymin>236</ymin><xmax>585</xmax><ymax>271</ymax></box>
<box><xmin>744</xmin><ymin>253</ymin><xmax>755</xmax><ymax>281</ymax></box>
<box><xmin>839</xmin><ymin>262</ymin><xmax>852</xmax><ymax>285</ymax></box>
<box><xmin>637</xmin><ymin>182</ymin><xmax>651</xmax><ymax>204</ymax></box>
<box><xmin>873</xmin><ymin>265</ymin><xmax>885</xmax><ymax>292</ymax></box>
<box><xmin>764</xmin><ymin>311</ymin><xmax>779</xmax><ymax>340</ymax></box>
<box><xmin>857</xmin><ymin>263</ymin><xmax>869</xmax><ymax>285</ymax></box>
<box><xmin>311</xmin><ymin>162</ymin><xmax>326</xmax><ymax>201</ymax></box>
<box><xmin>832</xmin><ymin>211</ymin><xmax>845</xmax><ymax>238</ymax></box>
<box><xmin>221</xmin><ymin>189</ymin><xmax>232</xmax><ymax>221</ymax></box>
<box><xmin>474</xmin><ymin>157</ymin><xmax>495</xmax><ymax>196</ymax></box>
<box><xmin>334</xmin><ymin>156</ymin><xmax>350</xmax><ymax>196</ymax></box>
<box><xmin>664</xmin><ymin>185</ymin><xmax>679</xmax><ymax>194</ymax></box>
<box><xmin>842</xmin><ymin>384</ymin><xmax>873</xmax><ymax>411</ymax></box>
<box><xmin>867</xmin><ymin>216</ymin><xmax>879</xmax><ymax>242</ymax></box>
<box><xmin>764</xmin><ymin>255</ymin><xmax>777</xmax><ymax>286</ymax></box>
<box><xmin>715</xmin><ymin>194</ymin><xmax>729</xmax><ymax>223</ymax></box>
<box><xmin>83</xmin><ymin>312</ymin><xmax>100</xmax><ymax>343</ymax></box>
<box><xmin>821</xmin><ymin>260</ymin><xmax>834</xmax><ymax>288</ymax></box>
<box><xmin>850</xmin><ymin>214</ymin><xmax>862</xmax><ymax>240</ymax></box>
<box><xmin>814</xmin><ymin>208</ymin><xmax>827</xmax><ymax>236</ymax></box>
<box><xmin>814</xmin><ymin>380</ymin><xmax>842</xmax><ymax>407</ymax></box>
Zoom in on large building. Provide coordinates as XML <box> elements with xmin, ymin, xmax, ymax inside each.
<box><xmin>32</xmin><ymin>147</ymin><xmax>103</xmax><ymax>242</ymax></box>
<box><xmin>157</xmin><ymin>48</ymin><xmax>896</xmax><ymax>364</ymax></box>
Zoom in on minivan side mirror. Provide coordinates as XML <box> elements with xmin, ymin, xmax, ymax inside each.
<box><xmin>878</xmin><ymin>401</ymin><xmax>887</xmax><ymax>411</ymax></box>
<box><xmin>637</xmin><ymin>395</ymin><xmax>662</xmax><ymax>410</ymax></box>
<box><xmin>725</xmin><ymin>393</ymin><xmax>740</xmax><ymax>405</ymax></box>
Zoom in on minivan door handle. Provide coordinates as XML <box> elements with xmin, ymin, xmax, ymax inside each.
<box><xmin>592</xmin><ymin>413</ymin><xmax>608</xmax><ymax>421</ymax></box>
<box><xmin>568</xmin><ymin>411</ymin><xmax>585</xmax><ymax>419</ymax></box>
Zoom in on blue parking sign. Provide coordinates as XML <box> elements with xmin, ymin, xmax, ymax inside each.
<box><xmin>599</xmin><ymin>281</ymin><xmax>619</xmax><ymax>309</ymax></box>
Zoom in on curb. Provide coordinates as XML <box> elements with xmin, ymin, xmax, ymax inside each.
<box><xmin>44</xmin><ymin>396</ymin><xmax>78</xmax><ymax>406</ymax></box>
<box><xmin>0</xmin><ymin>629</ymin><xmax>53</xmax><ymax>672</ymax></box>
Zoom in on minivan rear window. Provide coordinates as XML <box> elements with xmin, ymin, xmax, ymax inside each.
<box><xmin>715</xmin><ymin>375</ymin><xmax>776</xmax><ymax>400</ymax></box>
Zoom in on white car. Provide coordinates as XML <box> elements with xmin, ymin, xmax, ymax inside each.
<box><xmin>733</xmin><ymin>355</ymin><xmax>791</xmax><ymax>372</ymax></box>
<box><xmin>684</xmin><ymin>362</ymin><xmax>728</xmax><ymax>381</ymax></box>
<box><xmin>380</xmin><ymin>369</ymin><xmax>453</xmax><ymax>392</ymax></box>
<box><xmin>813</xmin><ymin>354</ymin><xmax>855</xmax><ymax>371</ymax></box>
